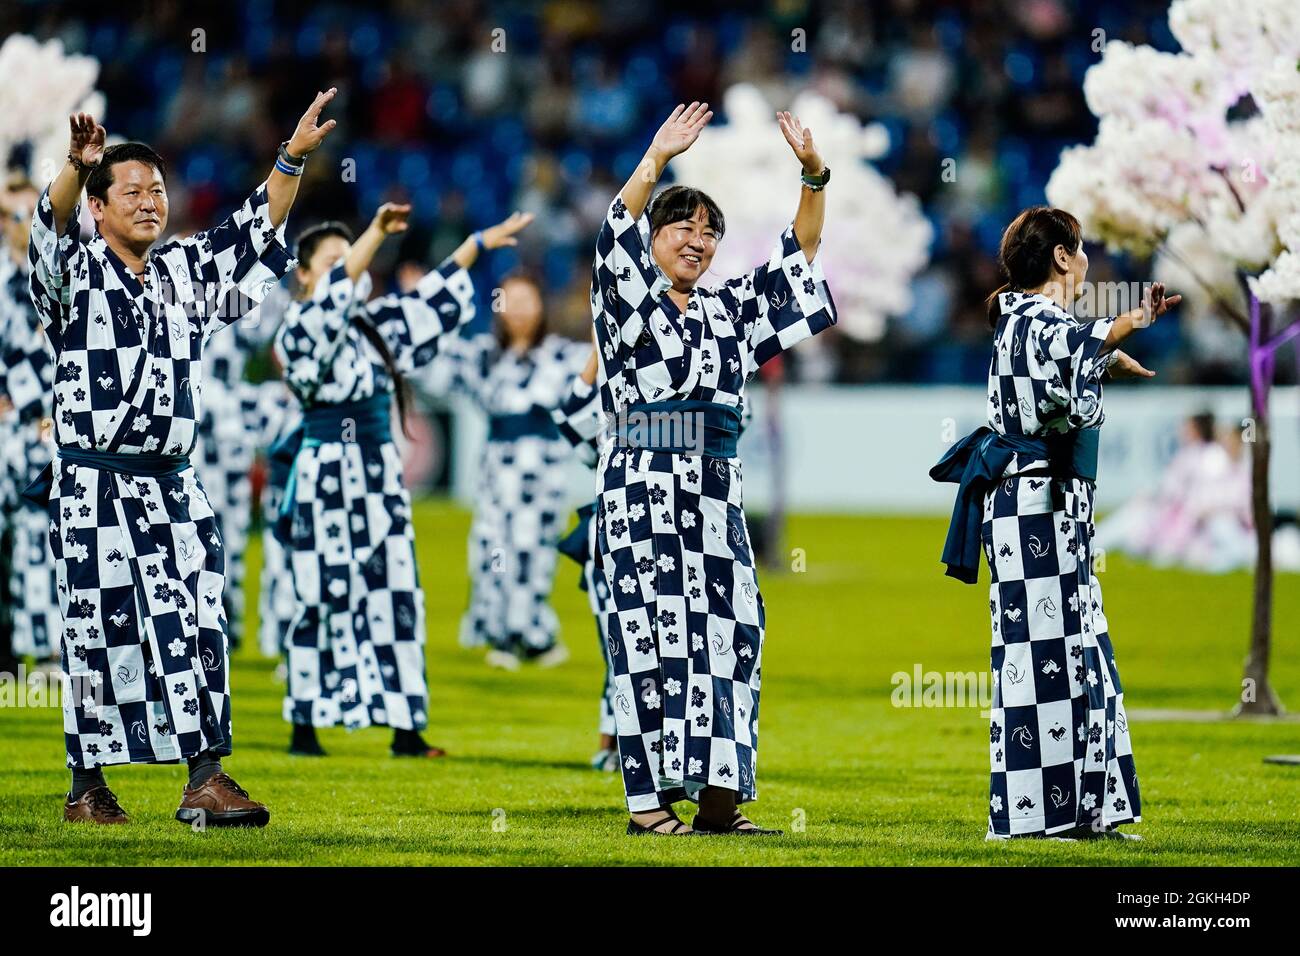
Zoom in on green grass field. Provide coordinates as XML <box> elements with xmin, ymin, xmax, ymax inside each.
<box><xmin>2</xmin><ymin>502</ymin><xmax>1298</xmax><ymax>866</ymax></box>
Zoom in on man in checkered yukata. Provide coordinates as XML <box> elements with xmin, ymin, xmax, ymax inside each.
<box><xmin>592</xmin><ymin>103</ymin><xmax>836</xmax><ymax>836</ymax></box>
<box><xmin>26</xmin><ymin>90</ymin><xmax>338</xmax><ymax>826</ymax></box>
<box><xmin>931</xmin><ymin>206</ymin><xmax>1180</xmax><ymax>841</ymax></box>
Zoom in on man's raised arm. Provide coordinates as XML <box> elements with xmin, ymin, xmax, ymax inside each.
<box><xmin>265</xmin><ymin>88</ymin><xmax>338</xmax><ymax>227</ymax></box>
<box><xmin>48</xmin><ymin>112</ymin><xmax>105</xmax><ymax>232</ymax></box>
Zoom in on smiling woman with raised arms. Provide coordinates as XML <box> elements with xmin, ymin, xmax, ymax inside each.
<box><xmin>592</xmin><ymin>102</ymin><xmax>836</xmax><ymax>835</ymax></box>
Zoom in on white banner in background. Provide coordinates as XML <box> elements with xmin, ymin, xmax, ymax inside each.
<box><xmin>441</xmin><ymin>386</ymin><xmax>1300</xmax><ymax>516</ymax></box>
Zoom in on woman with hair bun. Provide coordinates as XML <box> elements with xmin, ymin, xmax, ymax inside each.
<box><xmin>931</xmin><ymin>206</ymin><xmax>1180</xmax><ymax>841</ymax></box>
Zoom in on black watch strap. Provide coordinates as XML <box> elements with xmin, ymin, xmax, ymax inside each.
<box><xmin>278</xmin><ymin>141</ymin><xmax>306</xmax><ymax>168</ymax></box>
<box><xmin>801</xmin><ymin>165</ymin><xmax>830</xmax><ymax>190</ymax></box>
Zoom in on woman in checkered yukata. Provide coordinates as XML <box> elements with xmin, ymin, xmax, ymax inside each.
<box><xmin>272</xmin><ymin>202</ymin><xmax>531</xmax><ymax>759</ymax></box>
<box><xmin>419</xmin><ymin>273</ymin><xmax>590</xmax><ymax>671</ymax></box>
<box><xmin>592</xmin><ymin>103</ymin><xmax>836</xmax><ymax>835</ymax></box>
<box><xmin>931</xmin><ymin>207</ymin><xmax>1180</xmax><ymax>841</ymax></box>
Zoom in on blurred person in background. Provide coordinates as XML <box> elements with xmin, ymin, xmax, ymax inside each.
<box><xmin>549</xmin><ymin>349</ymin><xmax>620</xmax><ymax>770</ymax></box>
<box><xmin>0</xmin><ymin>178</ymin><xmax>58</xmax><ymax>669</ymax></box>
<box><xmin>422</xmin><ymin>271</ymin><xmax>589</xmax><ymax>670</ymax></box>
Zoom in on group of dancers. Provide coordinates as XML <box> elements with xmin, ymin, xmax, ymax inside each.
<box><xmin>0</xmin><ymin>88</ymin><xmax>1175</xmax><ymax>840</ymax></box>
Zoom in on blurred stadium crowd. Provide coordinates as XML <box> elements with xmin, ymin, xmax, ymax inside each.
<box><xmin>8</xmin><ymin>0</ymin><xmax>1288</xmax><ymax>386</ymax></box>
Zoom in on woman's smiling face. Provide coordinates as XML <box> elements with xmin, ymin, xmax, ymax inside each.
<box><xmin>651</xmin><ymin>204</ymin><xmax>719</xmax><ymax>291</ymax></box>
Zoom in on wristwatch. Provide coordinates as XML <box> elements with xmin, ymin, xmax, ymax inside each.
<box><xmin>801</xmin><ymin>166</ymin><xmax>831</xmax><ymax>191</ymax></box>
<box><xmin>276</xmin><ymin>141</ymin><xmax>306</xmax><ymax>176</ymax></box>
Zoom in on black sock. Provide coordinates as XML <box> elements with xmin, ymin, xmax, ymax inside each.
<box><xmin>70</xmin><ymin>767</ymin><xmax>106</xmax><ymax>800</ymax></box>
<box><xmin>186</xmin><ymin>751</ymin><xmax>222</xmax><ymax>789</ymax></box>
<box><xmin>391</xmin><ymin>728</ymin><xmax>428</xmax><ymax>753</ymax></box>
<box><xmin>291</xmin><ymin>723</ymin><xmax>322</xmax><ymax>753</ymax></box>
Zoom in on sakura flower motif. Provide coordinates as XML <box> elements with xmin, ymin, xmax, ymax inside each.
<box><xmin>664</xmin><ymin>678</ymin><xmax>682</xmax><ymax>696</ymax></box>
<box><xmin>679</xmin><ymin>510</ymin><xmax>697</xmax><ymax>529</ymax></box>
<box><xmin>688</xmin><ymin>757</ymin><xmax>703</xmax><ymax>775</ymax></box>
<box><xmin>618</xmin><ymin>575</ymin><xmax>637</xmax><ymax>595</ymax></box>
<box><xmin>1081</xmin><ymin>792</ymin><xmax>1097</xmax><ymax>811</ymax></box>
<box><xmin>168</xmin><ymin>637</ymin><xmax>186</xmax><ymax>658</ymax></box>
<box><xmin>657</xmin><ymin>554</ymin><xmax>676</xmax><ymax>573</ymax></box>
<box><xmin>990</xmin><ymin>794</ymin><xmax>1003</xmax><ymax>813</ymax></box>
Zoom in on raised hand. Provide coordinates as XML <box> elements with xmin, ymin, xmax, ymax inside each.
<box><xmin>287</xmin><ymin>88</ymin><xmax>338</xmax><ymax>158</ymax></box>
<box><xmin>650</xmin><ymin>102</ymin><xmax>713</xmax><ymax>161</ymax></box>
<box><xmin>68</xmin><ymin>112</ymin><xmax>106</xmax><ymax>168</ymax></box>
<box><xmin>371</xmin><ymin>202</ymin><xmax>411</xmax><ymax>235</ymax></box>
<box><xmin>481</xmin><ymin>211</ymin><xmax>535</xmax><ymax>250</ymax></box>
<box><xmin>1136</xmin><ymin>281</ymin><xmax>1181</xmax><ymax>328</ymax></box>
<box><xmin>778</xmin><ymin>111</ymin><xmax>823</xmax><ymax>174</ymax></box>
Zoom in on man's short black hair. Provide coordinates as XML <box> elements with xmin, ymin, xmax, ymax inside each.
<box><xmin>84</xmin><ymin>142</ymin><xmax>168</xmax><ymax>203</ymax></box>
<box><xmin>293</xmin><ymin>220</ymin><xmax>355</xmax><ymax>264</ymax></box>
<box><xmin>648</xmin><ymin>185</ymin><xmax>725</xmax><ymax>239</ymax></box>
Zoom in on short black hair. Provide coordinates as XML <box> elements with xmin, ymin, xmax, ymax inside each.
<box><xmin>85</xmin><ymin>142</ymin><xmax>167</xmax><ymax>203</ymax></box>
<box><xmin>648</xmin><ymin>185</ymin><xmax>725</xmax><ymax>239</ymax></box>
<box><xmin>294</xmin><ymin>220</ymin><xmax>354</xmax><ymax>264</ymax></box>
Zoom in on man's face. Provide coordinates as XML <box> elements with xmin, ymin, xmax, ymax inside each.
<box><xmin>90</xmin><ymin>160</ymin><xmax>168</xmax><ymax>250</ymax></box>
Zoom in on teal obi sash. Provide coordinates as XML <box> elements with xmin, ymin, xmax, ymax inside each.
<box><xmin>270</xmin><ymin>393</ymin><xmax>393</xmax><ymax>542</ymax></box>
<box><xmin>488</xmin><ymin>407</ymin><xmax>561</xmax><ymax>442</ymax></box>
<box><xmin>619</xmin><ymin>400</ymin><xmax>742</xmax><ymax>459</ymax></box>
<box><xmin>930</xmin><ymin>426</ymin><xmax>1099</xmax><ymax>584</ymax></box>
<box><xmin>22</xmin><ymin>447</ymin><xmax>190</xmax><ymax>507</ymax></box>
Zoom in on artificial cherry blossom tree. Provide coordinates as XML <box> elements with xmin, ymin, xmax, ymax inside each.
<box><xmin>1045</xmin><ymin>0</ymin><xmax>1300</xmax><ymax>715</ymax></box>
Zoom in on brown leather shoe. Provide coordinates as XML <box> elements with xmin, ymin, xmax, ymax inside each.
<box><xmin>63</xmin><ymin>786</ymin><xmax>129</xmax><ymax>824</ymax></box>
<box><xmin>175</xmin><ymin>772</ymin><xmax>270</xmax><ymax>828</ymax></box>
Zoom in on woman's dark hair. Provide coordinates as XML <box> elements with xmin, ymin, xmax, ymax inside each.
<box><xmin>1190</xmin><ymin>411</ymin><xmax>1216</xmax><ymax>443</ymax></box>
<box><xmin>493</xmin><ymin>271</ymin><xmax>548</xmax><ymax>353</ymax></box>
<box><xmin>985</xmin><ymin>206</ymin><xmax>1082</xmax><ymax>326</ymax></box>
<box><xmin>294</xmin><ymin>219</ymin><xmax>414</xmax><ymax>437</ymax></box>
<box><xmin>648</xmin><ymin>185</ymin><xmax>725</xmax><ymax>239</ymax></box>
<box><xmin>85</xmin><ymin>142</ymin><xmax>168</xmax><ymax>203</ymax></box>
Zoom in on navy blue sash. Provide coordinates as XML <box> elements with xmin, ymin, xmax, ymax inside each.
<box><xmin>22</xmin><ymin>447</ymin><xmax>190</xmax><ymax>507</ymax></box>
<box><xmin>930</xmin><ymin>426</ymin><xmax>1098</xmax><ymax>584</ymax></box>
<box><xmin>270</xmin><ymin>393</ymin><xmax>393</xmax><ymax>543</ymax></box>
<box><xmin>557</xmin><ymin>502</ymin><xmax>596</xmax><ymax>589</ymax></box>
<box><xmin>488</xmin><ymin>407</ymin><xmax>561</xmax><ymax>442</ymax></box>
<box><xmin>620</xmin><ymin>400</ymin><xmax>741</xmax><ymax>458</ymax></box>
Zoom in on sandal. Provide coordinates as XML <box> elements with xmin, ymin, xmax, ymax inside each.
<box><xmin>692</xmin><ymin>809</ymin><xmax>783</xmax><ymax>836</ymax></box>
<box><xmin>626</xmin><ymin>809</ymin><xmax>698</xmax><ymax>836</ymax></box>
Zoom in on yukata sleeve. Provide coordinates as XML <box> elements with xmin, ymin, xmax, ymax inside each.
<box><xmin>550</xmin><ymin>374</ymin><xmax>605</xmax><ymax>467</ymax></box>
<box><xmin>27</xmin><ymin>187</ymin><xmax>87</xmax><ymax>343</ymax></box>
<box><xmin>176</xmin><ymin>180</ymin><xmax>295</xmax><ymax>342</ymax></box>
<box><xmin>723</xmin><ymin>224</ymin><xmax>837</xmax><ymax>375</ymax></box>
<box><xmin>1031</xmin><ymin>314</ymin><xmax>1117</xmax><ymax>429</ymax></box>
<box><xmin>592</xmin><ymin>193</ymin><xmax>699</xmax><ymax>399</ymax></box>
<box><xmin>273</xmin><ymin>263</ymin><xmax>358</xmax><ymax>398</ymax></box>
<box><xmin>364</xmin><ymin>259</ymin><xmax>477</xmax><ymax>373</ymax></box>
